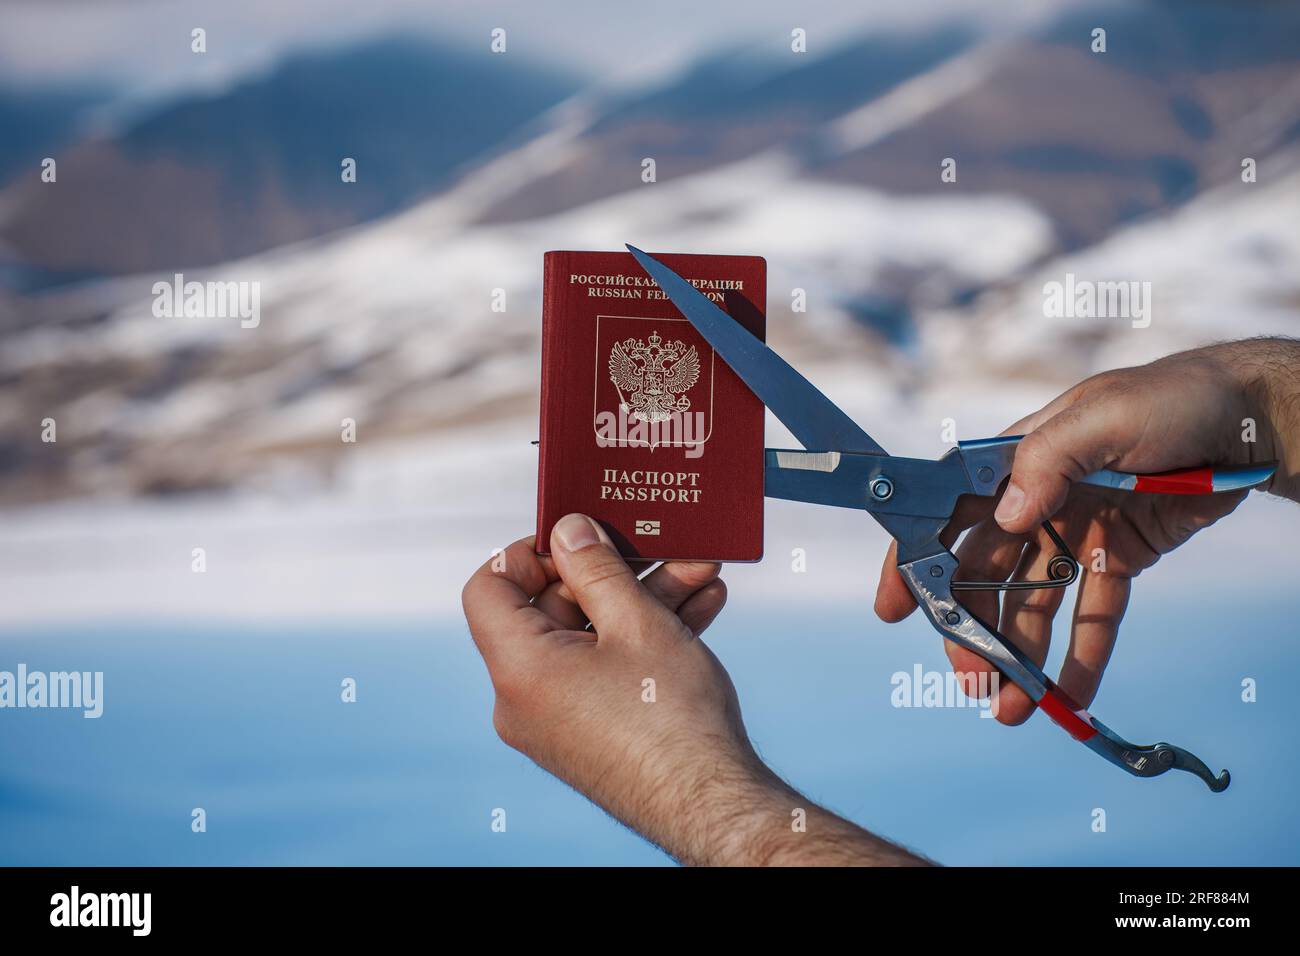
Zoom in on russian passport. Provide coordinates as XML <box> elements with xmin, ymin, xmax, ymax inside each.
<box><xmin>536</xmin><ymin>249</ymin><xmax>766</xmax><ymax>561</ymax></box>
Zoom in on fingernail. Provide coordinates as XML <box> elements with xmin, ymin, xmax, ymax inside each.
<box><xmin>994</xmin><ymin>481</ymin><xmax>1026</xmax><ymax>527</ymax></box>
<box><xmin>554</xmin><ymin>513</ymin><xmax>601</xmax><ymax>552</ymax></box>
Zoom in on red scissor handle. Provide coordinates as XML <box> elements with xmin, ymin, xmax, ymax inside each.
<box><xmin>1035</xmin><ymin>679</ymin><xmax>1097</xmax><ymax>742</ymax></box>
<box><xmin>1081</xmin><ymin>462</ymin><xmax>1275</xmax><ymax>495</ymax></box>
<box><xmin>958</xmin><ymin>437</ymin><xmax>1276</xmax><ymax>496</ymax></box>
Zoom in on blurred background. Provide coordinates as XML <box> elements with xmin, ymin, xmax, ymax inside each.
<box><xmin>1</xmin><ymin>0</ymin><xmax>1299</xmax><ymax>865</ymax></box>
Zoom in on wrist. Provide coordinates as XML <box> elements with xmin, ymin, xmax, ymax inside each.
<box><xmin>689</xmin><ymin>759</ymin><xmax>806</xmax><ymax>866</ymax></box>
<box><xmin>641</xmin><ymin>745</ymin><xmax>927</xmax><ymax>866</ymax></box>
<box><xmin>1212</xmin><ymin>338</ymin><xmax>1300</xmax><ymax>501</ymax></box>
<box><xmin>630</xmin><ymin>742</ymin><xmax>791</xmax><ymax>866</ymax></box>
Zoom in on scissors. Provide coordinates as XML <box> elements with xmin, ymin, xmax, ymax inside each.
<box><xmin>628</xmin><ymin>244</ymin><xmax>1277</xmax><ymax>792</ymax></box>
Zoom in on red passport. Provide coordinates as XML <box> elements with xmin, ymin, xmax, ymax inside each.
<box><xmin>536</xmin><ymin>250</ymin><xmax>766</xmax><ymax>561</ymax></box>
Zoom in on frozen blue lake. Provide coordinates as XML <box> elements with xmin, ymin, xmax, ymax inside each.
<box><xmin>2</xmin><ymin>592</ymin><xmax>1295</xmax><ymax>866</ymax></box>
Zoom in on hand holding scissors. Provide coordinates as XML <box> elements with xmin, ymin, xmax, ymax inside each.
<box><xmin>630</xmin><ymin>244</ymin><xmax>1279</xmax><ymax>791</ymax></box>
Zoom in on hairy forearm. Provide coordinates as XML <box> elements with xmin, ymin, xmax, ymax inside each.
<box><xmin>723</xmin><ymin>775</ymin><xmax>933</xmax><ymax>867</ymax></box>
<box><xmin>630</xmin><ymin>751</ymin><xmax>930</xmax><ymax>867</ymax></box>
<box><xmin>1207</xmin><ymin>336</ymin><xmax>1300</xmax><ymax>502</ymax></box>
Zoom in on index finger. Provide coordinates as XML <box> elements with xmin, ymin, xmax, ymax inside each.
<box><xmin>461</xmin><ymin>536</ymin><xmax>561</xmax><ymax>666</ymax></box>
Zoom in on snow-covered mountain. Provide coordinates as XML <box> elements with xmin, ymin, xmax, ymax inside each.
<box><xmin>0</xmin><ymin>36</ymin><xmax>581</xmax><ymax>283</ymax></box>
<box><xmin>4</xmin><ymin>131</ymin><xmax>1298</xmax><ymax>507</ymax></box>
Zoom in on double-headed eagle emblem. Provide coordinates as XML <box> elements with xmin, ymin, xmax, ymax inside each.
<box><xmin>608</xmin><ymin>330</ymin><xmax>701</xmax><ymax>423</ymax></box>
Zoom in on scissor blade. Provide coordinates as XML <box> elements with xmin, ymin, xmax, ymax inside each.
<box><xmin>765</xmin><ymin>449</ymin><xmax>872</xmax><ymax>509</ymax></box>
<box><xmin>626</xmin><ymin>244</ymin><xmax>887</xmax><ymax>456</ymax></box>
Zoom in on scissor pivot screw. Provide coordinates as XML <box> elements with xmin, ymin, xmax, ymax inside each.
<box><xmin>944</xmin><ymin>611</ymin><xmax>961</xmax><ymax>625</ymax></box>
<box><xmin>977</xmin><ymin>466</ymin><xmax>994</xmax><ymax>483</ymax></box>
<box><xmin>870</xmin><ymin>477</ymin><xmax>894</xmax><ymax>501</ymax></box>
<box><xmin>929</xmin><ymin>565</ymin><xmax>944</xmax><ymax>578</ymax></box>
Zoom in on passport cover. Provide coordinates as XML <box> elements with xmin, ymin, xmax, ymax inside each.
<box><xmin>536</xmin><ymin>250</ymin><xmax>766</xmax><ymax>561</ymax></box>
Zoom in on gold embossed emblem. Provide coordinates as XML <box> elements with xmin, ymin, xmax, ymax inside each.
<box><xmin>608</xmin><ymin>331</ymin><xmax>700</xmax><ymax>424</ymax></box>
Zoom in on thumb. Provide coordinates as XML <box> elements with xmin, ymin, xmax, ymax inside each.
<box><xmin>994</xmin><ymin>403</ymin><xmax>1120</xmax><ymax>534</ymax></box>
<box><xmin>549</xmin><ymin>514</ymin><xmax>677</xmax><ymax>640</ymax></box>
